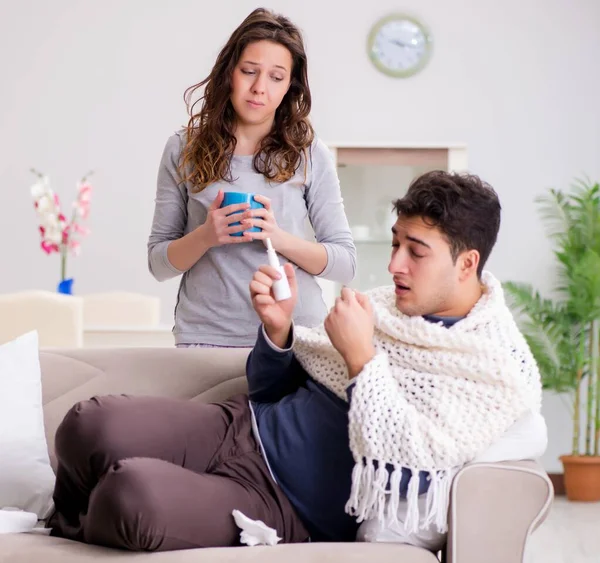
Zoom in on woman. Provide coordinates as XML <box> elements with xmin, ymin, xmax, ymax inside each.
<box><xmin>148</xmin><ymin>7</ymin><xmax>356</xmax><ymax>347</ymax></box>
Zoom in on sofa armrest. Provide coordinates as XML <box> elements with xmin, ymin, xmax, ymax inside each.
<box><xmin>445</xmin><ymin>461</ymin><xmax>553</xmax><ymax>563</ymax></box>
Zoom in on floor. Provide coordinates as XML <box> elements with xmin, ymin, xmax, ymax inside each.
<box><xmin>525</xmin><ymin>497</ymin><xmax>600</xmax><ymax>563</ymax></box>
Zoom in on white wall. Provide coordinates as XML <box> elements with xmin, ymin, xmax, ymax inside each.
<box><xmin>1</xmin><ymin>0</ymin><xmax>599</xmax><ymax>471</ymax></box>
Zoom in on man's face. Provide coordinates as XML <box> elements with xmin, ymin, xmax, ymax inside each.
<box><xmin>388</xmin><ymin>215</ymin><xmax>472</xmax><ymax>317</ymax></box>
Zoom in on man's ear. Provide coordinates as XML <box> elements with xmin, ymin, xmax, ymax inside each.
<box><xmin>457</xmin><ymin>249</ymin><xmax>480</xmax><ymax>281</ymax></box>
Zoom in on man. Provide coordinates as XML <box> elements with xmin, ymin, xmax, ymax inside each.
<box><xmin>246</xmin><ymin>170</ymin><xmax>544</xmax><ymax>546</ymax></box>
<box><xmin>49</xmin><ymin>171</ymin><xmax>544</xmax><ymax>552</ymax></box>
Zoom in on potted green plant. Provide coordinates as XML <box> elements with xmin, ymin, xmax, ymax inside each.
<box><xmin>504</xmin><ymin>178</ymin><xmax>600</xmax><ymax>501</ymax></box>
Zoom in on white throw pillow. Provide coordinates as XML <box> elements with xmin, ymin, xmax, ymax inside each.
<box><xmin>0</xmin><ymin>331</ymin><xmax>55</xmax><ymax>520</ymax></box>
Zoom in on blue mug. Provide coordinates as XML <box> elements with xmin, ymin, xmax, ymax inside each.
<box><xmin>220</xmin><ymin>192</ymin><xmax>264</xmax><ymax>237</ymax></box>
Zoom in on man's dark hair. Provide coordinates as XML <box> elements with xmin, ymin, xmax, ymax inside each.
<box><xmin>393</xmin><ymin>170</ymin><xmax>501</xmax><ymax>277</ymax></box>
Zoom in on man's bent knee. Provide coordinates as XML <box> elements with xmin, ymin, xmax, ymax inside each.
<box><xmin>84</xmin><ymin>458</ymin><xmax>165</xmax><ymax>551</ymax></box>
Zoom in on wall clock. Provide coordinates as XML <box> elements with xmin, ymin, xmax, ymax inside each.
<box><xmin>367</xmin><ymin>14</ymin><xmax>433</xmax><ymax>78</ymax></box>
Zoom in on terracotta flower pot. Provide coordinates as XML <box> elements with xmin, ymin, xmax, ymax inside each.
<box><xmin>560</xmin><ymin>455</ymin><xmax>600</xmax><ymax>501</ymax></box>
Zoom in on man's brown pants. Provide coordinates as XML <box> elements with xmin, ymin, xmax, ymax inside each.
<box><xmin>48</xmin><ymin>394</ymin><xmax>309</xmax><ymax>551</ymax></box>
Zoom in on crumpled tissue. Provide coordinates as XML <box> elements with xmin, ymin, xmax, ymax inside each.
<box><xmin>0</xmin><ymin>508</ymin><xmax>38</xmax><ymax>534</ymax></box>
<box><xmin>232</xmin><ymin>509</ymin><xmax>282</xmax><ymax>546</ymax></box>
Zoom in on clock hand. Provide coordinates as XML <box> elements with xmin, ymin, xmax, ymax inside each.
<box><xmin>390</xmin><ymin>39</ymin><xmax>410</xmax><ymax>48</ymax></box>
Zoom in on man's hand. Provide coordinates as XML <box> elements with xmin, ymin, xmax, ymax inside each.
<box><xmin>250</xmin><ymin>263</ymin><xmax>297</xmax><ymax>348</ymax></box>
<box><xmin>324</xmin><ymin>288</ymin><xmax>376</xmax><ymax>378</ymax></box>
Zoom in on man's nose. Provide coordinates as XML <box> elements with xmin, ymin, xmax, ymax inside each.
<box><xmin>388</xmin><ymin>249</ymin><xmax>409</xmax><ymax>275</ymax></box>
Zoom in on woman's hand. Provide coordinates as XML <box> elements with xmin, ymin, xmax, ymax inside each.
<box><xmin>199</xmin><ymin>190</ymin><xmax>254</xmax><ymax>247</ymax></box>
<box><xmin>242</xmin><ymin>195</ymin><xmax>286</xmax><ymax>248</ymax></box>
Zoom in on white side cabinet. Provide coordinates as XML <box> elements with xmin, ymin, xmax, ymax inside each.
<box><xmin>316</xmin><ymin>144</ymin><xmax>468</xmax><ymax>308</ymax></box>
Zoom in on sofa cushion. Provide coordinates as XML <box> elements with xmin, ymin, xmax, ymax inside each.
<box><xmin>0</xmin><ymin>533</ymin><xmax>440</xmax><ymax>562</ymax></box>
<box><xmin>39</xmin><ymin>347</ymin><xmax>251</xmax><ymax>470</ymax></box>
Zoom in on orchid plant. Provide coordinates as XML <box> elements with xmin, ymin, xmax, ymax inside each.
<box><xmin>30</xmin><ymin>169</ymin><xmax>93</xmax><ymax>290</ymax></box>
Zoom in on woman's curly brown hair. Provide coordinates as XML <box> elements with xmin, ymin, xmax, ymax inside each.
<box><xmin>179</xmin><ymin>8</ymin><xmax>315</xmax><ymax>193</ymax></box>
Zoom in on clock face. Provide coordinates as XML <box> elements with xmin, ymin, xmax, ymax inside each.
<box><xmin>367</xmin><ymin>14</ymin><xmax>432</xmax><ymax>78</ymax></box>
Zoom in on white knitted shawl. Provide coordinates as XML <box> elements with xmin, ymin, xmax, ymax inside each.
<box><xmin>293</xmin><ymin>272</ymin><xmax>542</xmax><ymax>534</ymax></box>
